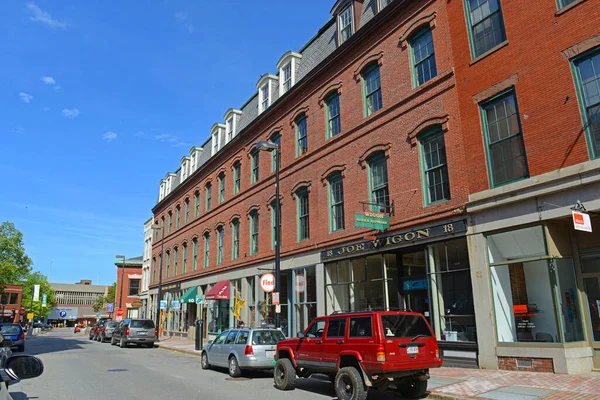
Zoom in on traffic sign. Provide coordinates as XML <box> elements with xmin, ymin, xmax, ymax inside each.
<box><xmin>27</xmin><ymin>313</ymin><xmax>34</xmax><ymax>320</ymax></box>
<box><xmin>115</xmin><ymin>316</ymin><xmax>123</xmax><ymax>322</ymax></box>
<box><xmin>107</xmin><ymin>303</ymin><xmax>114</xmax><ymax>312</ymax></box>
<box><xmin>272</xmin><ymin>292</ymin><xmax>280</xmax><ymax>305</ymax></box>
<box><xmin>116</xmin><ymin>308</ymin><xmax>124</xmax><ymax>317</ymax></box>
<box><xmin>18</xmin><ymin>308</ymin><xmax>25</xmax><ymax>316</ymax></box>
<box><xmin>59</xmin><ymin>311</ymin><xmax>67</xmax><ymax>318</ymax></box>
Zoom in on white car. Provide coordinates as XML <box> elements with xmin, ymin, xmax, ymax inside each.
<box><xmin>0</xmin><ymin>333</ymin><xmax>44</xmax><ymax>400</ymax></box>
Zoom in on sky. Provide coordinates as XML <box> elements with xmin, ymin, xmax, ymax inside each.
<box><xmin>0</xmin><ymin>0</ymin><xmax>333</xmax><ymax>286</ymax></box>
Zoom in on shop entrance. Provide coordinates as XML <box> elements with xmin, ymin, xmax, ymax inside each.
<box><xmin>395</xmin><ymin>249</ymin><xmax>430</xmax><ymax>321</ymax></box>
<box><xmin>581</xmin><ymin>252</ymin><xmax>600</xmax><ymax>368</ymax></box>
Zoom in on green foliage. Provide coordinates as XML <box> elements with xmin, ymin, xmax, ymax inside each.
<box><xmin>0</xmin><ymin>222</ymin><xmax>32</xmax><ymax>287</ymax></box>
<box><xmin>92</xmin><ymin>282</ymin><xmax>116</xmax><ymax>312</ymax></box>
<box><xmin>21</xmin><ymin>272</ymin><xmax>56</xmax><ymax>319</ymax></box>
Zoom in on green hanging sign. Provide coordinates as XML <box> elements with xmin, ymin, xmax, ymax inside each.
<box><xmin>354</xmin><ymin>212</ymin><xmax>390</xmax><ymax>231</ymax></box>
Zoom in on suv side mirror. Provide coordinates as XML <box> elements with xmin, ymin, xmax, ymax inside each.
<box><xmin>1</xmin><ymin>339</ymin><xmax>13</xmax><ymax>348</ymax></box>
<box><xmin>297</xmin><ymin>332</ymin><xmax>305</xmax><ymax>339</ymax></box>
<box><xmin>5</xmin><ymin>355</ymin><xmax>44</xmax><ymax>380</ymax></box>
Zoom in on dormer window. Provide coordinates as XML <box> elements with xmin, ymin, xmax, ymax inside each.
<box><xmin>277</xmin><ymin>52</ymin><xmax>302</xmax><ymax>95</ymax></box>
<box><xmin>181</xmin><ymin>156</ymin><xmax>191</xmax><ymax>181</ymax></box>
<box><xmin>224</xmin><ymin>109</ymin><xmax>242</xmax><ymax>142</ymax></box>
<box><xmin>378</xmin><ymin>0</ymin><xmax>393</xmax><ymax>11</ymax></box>
<box><xmin>226</xmin><ymin>118</ymin><xmax>234</xmax><ymax>142</ymax></box>
<box><xmin>257</xmin><ymin>74</ymin><xmax>278</xmax><ymax>114</ymax></box>
<box><xmin>338</xmin><ymin>6</ymin><xmax>354</xmax><ymax>44</ymax></box>
<box><xmin>211</xmin><ymin>123</ymin><xmax>226</xmax><ymax>156</ymax></box>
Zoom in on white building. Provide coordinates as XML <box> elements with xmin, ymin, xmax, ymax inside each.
<box><xmin>140</xmin><ymin>217</ymin><xmax>153</xmax><ymax>319</ymax></box>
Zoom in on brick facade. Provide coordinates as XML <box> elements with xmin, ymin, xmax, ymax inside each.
<box><xmin>150</xmin><ymin>0</ymin><xmax>470</xmax><ymax>288</ymax></box>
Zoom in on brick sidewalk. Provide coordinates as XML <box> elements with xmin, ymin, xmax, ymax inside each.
<box><xmin>156</xmin><ymin>336</ymin><xmax>600</xmax><ymax>399</ymax></box>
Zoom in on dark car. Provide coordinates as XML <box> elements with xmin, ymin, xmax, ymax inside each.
<box><xmin>0</xmin><ymin>325</ymin><xmax>25</xmax><ymax>352</ymax></box>
<box><xmin>88</xmin><ymin>318</ymin><xmax>112</xmax><ymax>341</ymax></box>
<box><xmin>98</xmin><ymin>321</ymin><xmax>118</xmax><ymax>343</ymax></box>
<box><xmin>111</xmin><ymin>319</ymin><xmax>157</xmax><ymax>348</ymax></box>
<box><xmin>273</xmin><ymin>311</ymin><xmax>442</xmax><ymax>400</ymax></box>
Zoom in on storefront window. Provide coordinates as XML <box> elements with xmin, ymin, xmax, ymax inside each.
<box><xmin>258</xmin><ymin>273</ymin><xmax>290</xmax><ymax>335</ymax></box>
<box><xmin>247</xmin><ymin>277</ymin><xmax>256</xmax><ymax>329</ymax></box>
<box><xmin>294</xmin><ymin>267</ymin><xmax>317</xmax><ymax>335</ymax></box>
<box><xmin>208</xmin><ymin>299</ymin><xmax>229</xmax><ymax>334</ymax></box>
<box><xmin>429</xmin><ymin>240</ymin><xmax>476</xmax><ymax>342</ymax></box>
<box><xmin>489</xmin><ymin>226</ymin><xmax>584</xmax><ymax>344</ymax></box>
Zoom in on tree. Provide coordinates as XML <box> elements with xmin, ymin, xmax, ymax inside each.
<box><xmin>0</xmin><ymin>222</ymin><xmax>32</xmax><ymax>287</ymax></box>
<box><xmin>21</xmin><ymin>272</ymin><xmax>56</xmax><ymax>319</ymax></box>
<box><xmin>92</xmin><ymin>283</ymin><xmax>116</xmax><ymax>312</ymax></box>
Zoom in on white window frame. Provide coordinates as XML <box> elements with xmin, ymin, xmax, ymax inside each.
<box><xmin>378</xmin><ymin>0</ymin><xmax>393</xmax><ymax>12</ymax></box>
<box><xmin>277</xmin><ymin>52</ymin><xmax>302</xmax><ymax>95</ymax></box>
<box><xmin>338</xmin><ymin>5</ymin><xmax>354</xmax><ymax>45</ymax></box>
<box><xmin>260</xmin><ymin>84</ymin><xmax>270</xmax><ymax>113</ymax></box>
<box><xmin>211</xmin><ymin>123</ymin><xmax>226</xmax><ymax>156</ymax></box>
<box><xmin>226</xmin><ymin>117</ymin><xmax>234</xmax><ymax>143</ymax></box>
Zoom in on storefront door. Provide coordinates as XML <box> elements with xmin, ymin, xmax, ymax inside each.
<box><xmin>396</xmin><ymin>249</ymin><xmax>430</xmax><ymax>321</ymax></box>
<box><xmin>581</xmin><ymin>253</ymin><xmax>600</xmax><ymax>368</ymax></box>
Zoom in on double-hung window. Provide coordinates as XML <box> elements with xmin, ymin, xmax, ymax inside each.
<box><xmin>194</xmin><ymin>191</ymin><xmax>200</xmax><ymax>217</ymax></box>
<box><xmin>326</xmin><ymin>93</ymin><xmax>341</xmax><ymax>138</ymax></box>
<box><xmin>204</xmin><ymin>233</ymin><xmax>210</xmax><ymax>268</ymax></box>
<box><xmin>297</xmin><ymin>189</ymin><xmax>310</xmax><ymax>241</ymax></box>
<box><xmin>481</xmin><ymin>90</ymin><xmax>528</xmax><ymax>186</ymax></box>
<box><xmin>368</xmin><ymin>154</ymin><xmax>390</xmax><ymax>212</ymax></box>
<box><xmin>175</xmin><ymin>206</ymin><xmax>180</xmax><ymax>230</ymax></box>
<box><xmin>182</xmin><ymin>243</ymin><xmax>187</xmax><ymax>274</ymax></box>
<box><xmin>420</xmin><ymin>129</ymin><xmax>451</xmax><ymax>204</ymax></box>
<box><xmin>184</xmin><ymin>199</ymin><xmax>189</xmax><ymax>224</ymax></box>
<box><xmin>250</xmin><ymin>211</ymin><xmax>259</xmax><ymax>255</ymax></box>
<box><xmin>363</xmin><ymin>64</ymin><xmax>382</xmax><ymax>116</ymax></box>
<box><xmin>232</xmin><ymin>219</ymin><xmax>240</xmax><ymax>260</ymax></box>
<box><xmin>218</xmin><ymin>173</ymin><xmax>225</xmax><ymax>203</ymax></box>
<box><xmin>251</xmin><ymin>150</ymin><xmax>259</xmax><ymax>183</ymax></box>
<box><xmin>558</xmin><ymin>0</ymin><xmax>577</xmax><ymax>8</ymax></box>
<box><xmin>233</xmin><ymin>162</ymin><xmax>241</xmax><ymax>194</ymax></box>
<box><xmin>282</xmin><ymin>63</ymin><xmax>292</xmax><ymax>93</ymax></box>
<box><xmin>168</xmin><ymin>212</ymin><xmax>172</xmax><ymax>233</ymax></box>
<box><xmin>465</xmin><ymin>0</ymin><xmax>506</xmax><ymax>58</ymax></box>
<box><xmin>271</xmin><ymin>134</ymin><xmax>281</xmax><ymax>172</ymax></box>
<box><xmin>227</xmin><ymin>118</ymin><xmax>234</xmax><ymax>142</ymax></box>
<box><xmin>338</xmin><ymin>6</ymin><xmax>353</xmax><ymax>44</ymax></box>
<box><xmin>206</xmin><ymin>183</ymin><xmax>212</xmax><ymax>211</ymax></box>
<box><xmin>173</xmin><ymin>247</ymin><xmax>178</xmax><ymax>277</ymax></box>
<box><xmin>329</xmin><ymin>173</ymin><xmax>345</xmax><ymax>232</ymax></box>
<box><xmin>192</xmin><ymin>239</ymin><xmax>198</xmax><ymax>271</ymax></box>
<box><xmin>152</xmin><ymin>258</ymin><xmax>156</xmax><ymax>283</ymax></box>
<box><xmin>261</xmin><ymin>85</ymin><xmax>269</xmax><ymax>112</ymax></box>
<box><xmin>165</xmin><ymin>251</ymin><xmax>170</xmax><ymax>278</ymax></box>
<box><xmin>296</xmin><ymin>115</ymin><xmax>308</xmax><ymax>156</ymax></box>
<box><xmin>410</xmin><ymin>28</ymin><xmax>437</xmax><ymax>86</ymax></box>
<box><xmin>379</xmin><ymin>0</ymin><xmax>393</xmax><ymax>10</ymax></box>
<box><xmin>217</xmin><ymin>227</ymin><xmax>224</xmax><ymax>265</ymax></box>
<box><xmin>573</xmin><ymin>50</ymin><xmax>600</xmax><ymax>158</ymax></box>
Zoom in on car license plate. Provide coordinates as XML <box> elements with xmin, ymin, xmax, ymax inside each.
<box><xmin>138</xmin><ymin>331</ymin><xmax>147</xmax><ymax>335</ymax></box>
<box><xmin>406</xmin><ymin>346</ymin><xmax>419</xmax><ymax>354</ymax></box>
<box><xmin>265</xmin><ymin>350</ymin><xmax>275</xmax><ymax>359</ymax></box>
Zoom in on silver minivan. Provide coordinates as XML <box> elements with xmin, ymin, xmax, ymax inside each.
<box><xmin>201</xmin><ymin>328</ymin><xmax>285</xmax><ymax>377</ymax></box>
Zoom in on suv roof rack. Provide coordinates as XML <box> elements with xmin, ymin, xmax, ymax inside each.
<box><xmin>329</xmin><ymin>307</ymin><xmax>412</xmax><ymax>315</ymax></box>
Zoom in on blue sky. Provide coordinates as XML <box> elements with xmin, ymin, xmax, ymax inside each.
<box><xmin>0</xmin><ymin>0</ymin><xmax>332</xmax><ymax>285</ymax></box>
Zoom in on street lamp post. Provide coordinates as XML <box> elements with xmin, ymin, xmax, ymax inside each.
<box><xmin>256</xmin><ymin>140</ymin><xmax>281</xmax><ymax>330</ymax></box>
<box><xmin>116</xmin><ymin>255</ymin><xmax>126</xmax><ymax>310</ymax></box>
<box><xmin>151</xmin><ymin>222</ymin><xmax>165</xmax><ymax>342</ymax></box>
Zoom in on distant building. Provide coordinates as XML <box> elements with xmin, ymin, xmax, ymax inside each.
<box><xmin>140</xmin><ymin>218</ymin><xmax>153</xmax><ymax>319</ymax></box>
<box><xmin>115</xmin><ymin>256</ymin><xmax>143</xmax><ymax>318</ymax></box>
<box><xmin>49</xmin><ymin>280</ymin><xmax>109</xmax><ymax>326</ymax></box>
<box><xmin>0</xmin><ymin>285</ymin><xmax>23</xmax><ymax>323</ymax></box>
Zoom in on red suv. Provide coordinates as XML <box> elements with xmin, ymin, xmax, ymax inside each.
<box><xmin>273</xmin><ymin>311</ymin><xmax>442</xmax><ymax>400</ymax></box>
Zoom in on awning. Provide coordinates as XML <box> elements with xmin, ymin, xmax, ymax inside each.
<box><xmin>180</xmin><ymin>286</ymin><xmax>199</xmax><ymax>303</ymax></box>
<box><xmin>205</xmin><ymin>280</ymin><xmax>230</xmax><ymax>300</ymax></box>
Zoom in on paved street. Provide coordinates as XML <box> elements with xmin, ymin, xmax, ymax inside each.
<box><xmin>9</xmin><ymin>328</ymin><xmax>409</xmax><ymax>400</ymax></box>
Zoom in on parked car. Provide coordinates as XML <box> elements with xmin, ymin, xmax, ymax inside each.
<box><xmin>0</xmin><ymin>333</ymin><xmax>13</xmax><ymax>368</ymax></box>
<box><xmin>88</xmin><ymin>318</ymin><xmax>111</xmax><ymax>341</ymax></box>
<box><xmin>98</xmin><ymin>321</ymin><xmax>118</xmax><ymax>343</ymax></box>
<box><xmin>73</xmin><ymin>326</ymin><xmax>81</xmax><ymax>333</ymax></box>
<box><xmin>0</xmin><ymin>332</ymin><xmax>44</xmax><ymax>399</ymax></box>
<box><xmin>111</xmin><ymin>319</ymin><xmax>156</xmax><ymax>348</ymax></box>
<box><xmin>273</xmin><ymin>311</ymin><xmax>442</xmax><ymax>400</ymax></box>
<box><xmin>0</xmin><ymin>325</ymin><xmax>25</xmax><ymax>353</ymax></box>
<box><xmin>201</xmin><ymin>328</ymin><xmax>285</xmax><ymax>377</ymax></box>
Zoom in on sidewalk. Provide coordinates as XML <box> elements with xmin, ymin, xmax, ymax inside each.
<box><xmin>157</xmin><ymin>336</ymin><xmax>600</xmax><ymax>399</ymax></box>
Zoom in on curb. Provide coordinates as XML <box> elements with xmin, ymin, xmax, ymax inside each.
<box><xmin>158</xmin><ymin>344</ymin><xmax>202</xmax><ymax>357</ymax></box>
<box><xmin>427</xmin><ymin>392</ymin><xmax>470</xmax><ymax>400</ymax></box>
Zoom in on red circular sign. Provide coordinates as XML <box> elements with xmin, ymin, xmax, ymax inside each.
<box><xmin>116</xmin><ymin>308</ymin><xmax>124</xmax><ymax>317</ymax></box>
<box><xmin>18</xmin><ymin>308</ymin><xmax>25</xmax><ymax>316</ymax></box>
<box><xmin>260</xmin><ymin>273</ymin><xmax>275</xmax><ymax>293</ymax></box>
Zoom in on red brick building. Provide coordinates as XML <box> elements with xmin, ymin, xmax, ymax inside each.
<box><xmin>0</xmin><ymin>285</ymin><xmax>23</xmax><ymax>323</ymax></box>
<box><xmin>115</xmin><ymin>257</ymin><xmax>143</xmax><ymax>319</ymax></box>
<box><xmin>148</xmin><ymin>0</ymin><xmax>600</xmax><ymax>373</ymax></box>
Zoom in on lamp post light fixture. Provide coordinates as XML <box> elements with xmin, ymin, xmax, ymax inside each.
<box><xmin>116</xmin><ymin>255</ymin><xmax>126</xmax><ymax>310</ymax></box>
<box><xmin>255</xmin><ymin>140</ymin><xmax>282</xmax><ymax>330</ymax></box>
<box><xmin>150</xmin><ymin>222</ymin><xmax>165</xmax><ymax>341</ymax></box>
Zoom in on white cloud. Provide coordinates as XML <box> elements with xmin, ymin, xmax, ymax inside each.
<box><xmin>53</xmin><ymin>85</ymin><xmax>61</xmax><ymax>92</ymax></box>
<box><xmin>41</xmin><ymin>76</ymin><xmax>56</xmax><ymax>85</ymax></box>
<box><xmin>61</xmin><ymin>108</ymin><xmax>80</xmax><ymax>119</ymax></box>
<box><xmin>102</xmin><ymin>131</ymin><xmax>117</xmax><ymax>142</ymax></box>
<box><xmin>174</xmin><ymin>12</ymin><xmax>194</xmax><ymax>33</ymax></box>
<box><xmin>134</xmin><ymin>131</ymin><xmax>145</xmax><ymax>137</ymax></box>
<box><xmin>154</xmin><ymin>133</ymin><xmax>188</xmax><ymax>147</ymax></box>
<box><xmin>27</xmin><ymin>3</ymin><xmax>68</xmax><ymax>29</ymax></box>
<box><xmin>19</xmin><ymin>92</ymin><xmax>33</xmax><ymax>103</ymax></box>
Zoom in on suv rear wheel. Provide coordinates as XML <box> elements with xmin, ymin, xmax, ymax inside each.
<box><xmin>273</xmin><ymin>358</ymin><xmax>296</xmax><ymax>391</ymax></box>
<box><xmin>334</xmin><ymin>367</ymin><xmax>367</xmax><ymax>400</ymax></box>
<box><xmin>397</xmin><ymin>379</ymin><xmax>428</xmax><ymax>399</ymax></box>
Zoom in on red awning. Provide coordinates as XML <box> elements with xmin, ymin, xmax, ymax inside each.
<box><xmin>205</xmin><ymin>280</ymin><xmax>230</xmax><ymax>300</ymax></box>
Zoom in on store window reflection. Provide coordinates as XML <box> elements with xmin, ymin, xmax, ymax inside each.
<box><xmin>294</xmin><ymin>267</ymin><xmax>316</xmax><ymax>335</ymax></box>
